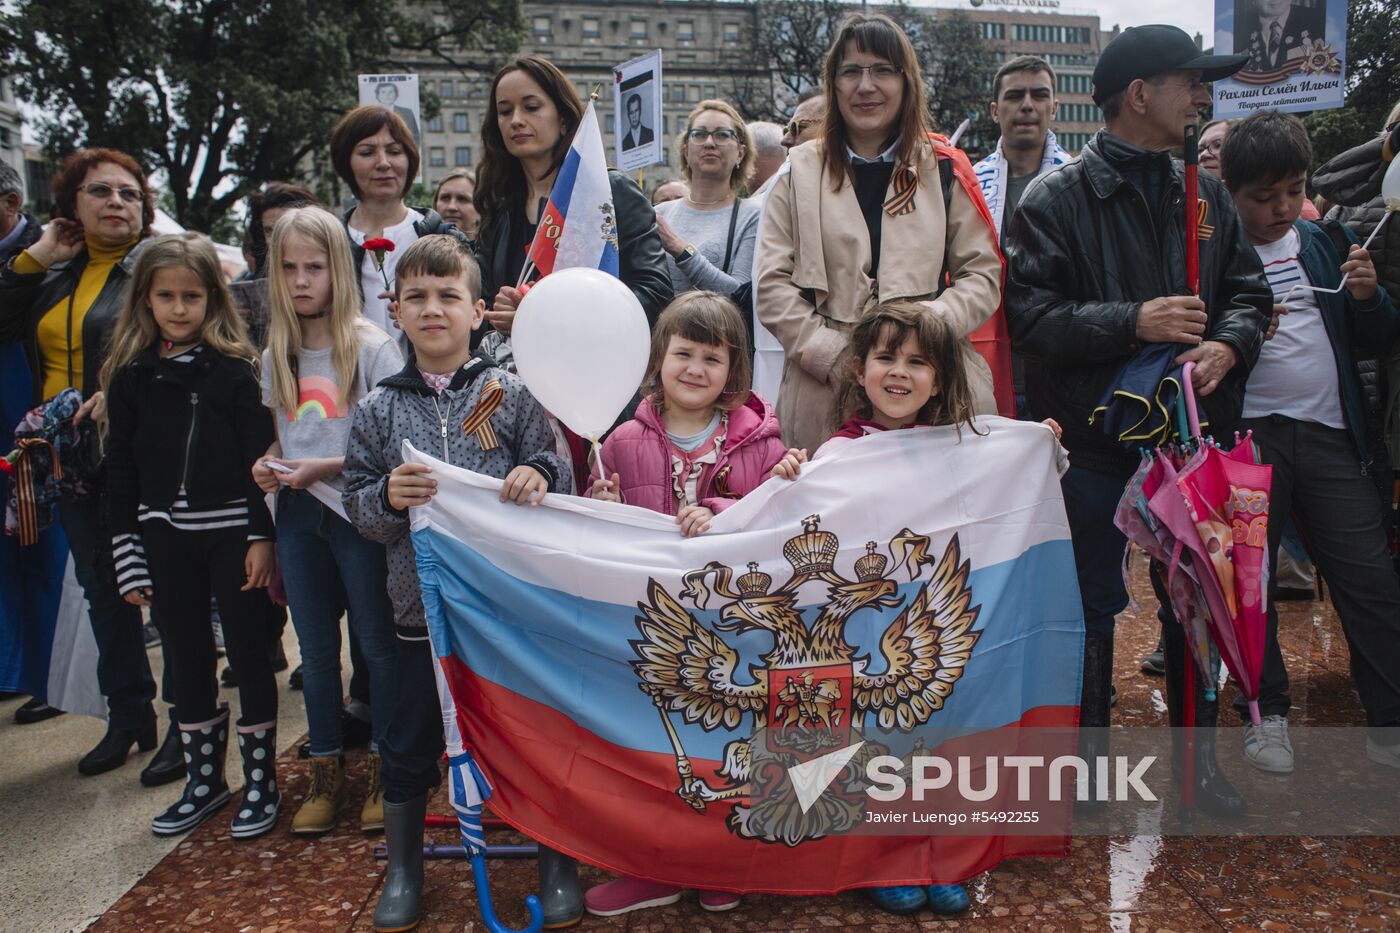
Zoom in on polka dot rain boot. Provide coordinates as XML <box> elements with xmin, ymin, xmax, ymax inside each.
<box><xmin>231</xmin><ymin>722</ymin><xmax>280</xmax><ymax>839</ymax></box>
<box><xmin>151</xmin><ymin>710</ymin><xmax>231</xmax><ymax>836</ymax></box>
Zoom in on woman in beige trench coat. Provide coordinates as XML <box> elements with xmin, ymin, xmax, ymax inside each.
<box><xmin>755</xmin><ymin>12</ymin><xmax>1003</xmax><ymax>452</ymax></box>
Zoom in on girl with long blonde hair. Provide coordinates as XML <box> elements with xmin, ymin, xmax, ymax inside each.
<box><xmin>101</xmin><ymin>233</ymin><xmax>280</xmax><ymax>840</ymax></box>
<box><xmin>250</xmin><ymin>207</ymin><xmax>404</xmax><ymax>836</ymax></box>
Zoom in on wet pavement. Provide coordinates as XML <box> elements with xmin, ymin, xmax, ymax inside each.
<box><xmin>64</xmin><ymin>563</ymin><xmax>1400</xmax><ymax>930</ymax></box>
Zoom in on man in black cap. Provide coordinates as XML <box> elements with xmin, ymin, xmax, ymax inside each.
<box><xmin>1004</xmin><ymin>24</ymin><xmax>1271</xmax><ymax>814</ymax></box>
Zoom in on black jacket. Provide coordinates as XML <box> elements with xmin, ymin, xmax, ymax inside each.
<box><xmin>0</xmin><ymin>212</ymin><xmax>42</xmax><ymax>265</ymax></box>
<box><xmin>0</xmin><ymin>238</ymin><xmax>150</xmax><ymax>404</ymax></box>
<box><xmin>105</xmin><ymin>346</ymin><xmax>275</xmax><ymax>539</ymax></box>
<box><xmin>476</xmin><ymin>169</ymin><xmax>673</xmax><ymax>328</ymax></box>
<box><xmin>1004</xmin><ymin>131</ymin><xmax>1271</xmax><ymax>474</ymax></box>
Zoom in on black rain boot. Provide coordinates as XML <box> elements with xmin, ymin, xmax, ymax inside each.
<box><xmin>151</xmin><ymin>711</ymin><xmax>231</xmax><ymax>835</ymax></box>
<box><xmin>231</xmin><ymin>723</ymin><xmax>280</xmax><ymax>839</ymax></box>
<box><xmin>373</xmin><ymin>794</ymin><xmax>426</xmax><ymax>933</ymax></box>
<box><xmin>140</xmin><ymin>713</ymin><xmax>187</xmax><ymax>787</ymax></box>
<box><xmin>1075</xmin><ymin>634</ymin><xmax>1114</xmax><ymax>812</ymax></box>
<box><xmin>1163</xmin><ymin>622</ymin><xmax>1246</xmax><ymax>820</ymax></box>
<box><xmin>537</xmin><ymin>845</ymin><xmax>583</xmax><ymax>929</ymax></box>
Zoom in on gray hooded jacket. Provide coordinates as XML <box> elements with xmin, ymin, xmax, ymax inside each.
<box><xmin>342</xmin><ymin>356</ymin><xmax>571</xmax><ymax>636</ymax></box>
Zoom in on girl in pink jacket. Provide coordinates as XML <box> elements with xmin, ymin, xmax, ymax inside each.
<box><xmin>589</xmin><ymin>291</ymin><xmax>794</xmax><ymax>538</ymax></box>
<box><xmin>584</xmin><ymin>292</ymin><xmax>793</xmax><ymax>918</ymax></box>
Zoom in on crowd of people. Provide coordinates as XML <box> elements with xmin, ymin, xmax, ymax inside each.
<box><xmin>2</xmin><ymin>10</ymin><xmax>1399</xmax><ymax>933</ymax></box>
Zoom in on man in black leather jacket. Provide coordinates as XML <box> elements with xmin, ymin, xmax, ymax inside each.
<box><xmin>1005</xmin><ymin>25</ymin><xmax>1271</xmax><ymax>815</ymax></box>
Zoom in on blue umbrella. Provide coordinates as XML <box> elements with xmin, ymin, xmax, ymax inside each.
<box><xmin>432</xmin><ymin>654</ymin><xmax>544</xmax><ymax>933</ymax></box>
<box><xmin>1089</xmin><ymin>342</ymin><xmax>1197</xmax><ymax>451</ymax></box>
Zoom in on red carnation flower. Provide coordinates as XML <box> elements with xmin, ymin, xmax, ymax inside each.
<box><xmin>363</xmin><ymin>238</ymin><xmax>395</xmax><ymax>292</ymax></box>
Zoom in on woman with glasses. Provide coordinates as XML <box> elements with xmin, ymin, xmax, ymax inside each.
<box><xmin>475</xmin><ymin>55</ymin><xmax>671</xmax><ymax>353</ymax></box>
<box><xmin>754</xmin><ymin>11</ymin><xmax>1002</xmax><ymax>455</ymax></box>
<box><xmin>653</xmin><ymin>100</ymin><xmax>762</xmax><ymax>305</ymax></box>
<box><xmin>0</xmin><ymin>148</ymin><xmax>180</xmax><ymax>782</ymax></box>
<box><xmin>1198</xmin><ymin>119</ymin><xmax>1231</xmax><ymax>177</ymax></box>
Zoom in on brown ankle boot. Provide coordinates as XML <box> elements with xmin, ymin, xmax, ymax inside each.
<box><xmin>360</xmin><ymin>752</ymin><xmax>385</xmax><ymax>832</ymax></box>
<box><xmin>291</xmin><ymin>754</ymin><xmax>347</xmax><ymax>834</ymax></box>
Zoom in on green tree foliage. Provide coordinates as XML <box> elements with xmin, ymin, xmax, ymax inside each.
<box><xmin>1303</xmin><ymin>0</ymin><xmax>1398</xmax><ymax>170</ymax></box>
<box><xmin>729</xmin><ymin>0</ymin><xmax>996</xmax><ymax>144</ymax></box>
<box><xmin>0</xmin><ymin>1</ymin><xmax>524</xmax><ymax>236</ymax></box>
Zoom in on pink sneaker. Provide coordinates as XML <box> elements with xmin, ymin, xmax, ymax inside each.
<box><xmin>698</xmin><ymin>890</ymin><xmax>742</xmax><ymax>912</ymax></box>
<box><xmin>584</xmin><ymin>877</ymin><xmax>682</xmax><ymax>916</ymax></box>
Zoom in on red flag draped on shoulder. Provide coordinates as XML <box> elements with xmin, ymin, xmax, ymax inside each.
<box><xmin>931</xmin><ymin>133</ymin><xmax>1016</xmax><ymax>419</ymax></box>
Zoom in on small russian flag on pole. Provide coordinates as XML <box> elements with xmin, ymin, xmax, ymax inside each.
<box><xmin>520</xmin><ymin>101</ymin><xmax>619</xmax><ymax>285</ymax></box>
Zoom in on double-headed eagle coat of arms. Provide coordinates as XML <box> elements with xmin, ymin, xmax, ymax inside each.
<box><xmin>630</xmin><ymin>516</ymin><xmax>981</xmax><ymax>846</ymax></box>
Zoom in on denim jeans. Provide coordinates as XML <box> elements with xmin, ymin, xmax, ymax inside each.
<box><xmin>1061</xmin><ymin>464</ymin><xmax>1134</xmax><ymax>640</ymax></box>
<box><xmin>58</xmin><ymin>496</ymin><xmax>157</xmax><ymax>729</ymax></box>
<box><xmin>381</xmin><ymin>635</ymin><xmax>444</xmax><ymax>804</ymax></box>
<box><xmin>1239</xmin><ymin>416</ymin><xmax>1400</xmax><ymax>729</ymax></box>
<box><xmin>276</xmin><ymin>489</ymin><xmax>396</xmax><ymax>755</ymax></box>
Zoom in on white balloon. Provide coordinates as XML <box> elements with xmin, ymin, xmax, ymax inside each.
<box><xmin>511</xmin><ymin>268</ymin><xmax>651</xmax><ymax>439</ymax></box>
<box><xmin>1383</xmin><ymin>155</ymin><xmax>1400</xmax><ymax>211</ymax></box>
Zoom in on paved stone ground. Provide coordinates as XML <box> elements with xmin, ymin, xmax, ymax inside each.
<box><xmin>86</xmin><ymin>563</ymin><xmax>1400</xmax><ymax>932</ymax></box>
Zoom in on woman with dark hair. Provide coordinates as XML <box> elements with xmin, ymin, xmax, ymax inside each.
<box><xmin>329</xmin><ymin>106</ymin><xmax>466</xmax><ymax>339</ymax></box>
<box><xmin>474</xmin><ymin>55</ymin><xmax>671</xmax><ymax>348</ymax></box>
<box><xmin>246</xmin><ymin>183</ymin><xmax>320</xmax><ymax>279</ymax></box>
<box><xmin>754</xmin><ymin>12</ymin><xmax>1002</xmax><ymax>456</ymax></box>
<box><xmin>0</xmin><ymin>148</ymin><xmax>181</xmax><ymax>781</ymax></box>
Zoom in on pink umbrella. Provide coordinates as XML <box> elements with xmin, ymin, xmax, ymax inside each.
<box><xmin>1172</xmin><ymin>368</ymin><xmax>1270</xmax><ymax>725</ymax></box>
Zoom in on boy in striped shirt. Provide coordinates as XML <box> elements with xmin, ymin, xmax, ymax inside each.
<box><xmin>1222</xmin><ymin>110</ymin><xmax>1400</xmax><ymax>774</ymax></box>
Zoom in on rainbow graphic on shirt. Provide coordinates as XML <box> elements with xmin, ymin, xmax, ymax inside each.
<box><xmin>290</xmin><ymin>376</ymin><xmax>346</xmax><ymax>422</ymax></box>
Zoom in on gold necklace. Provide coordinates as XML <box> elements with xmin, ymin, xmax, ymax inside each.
<box><xmin>686</xmin><ymin>194</ymin><xmax>731</xmax><ymax>208</ymax></box>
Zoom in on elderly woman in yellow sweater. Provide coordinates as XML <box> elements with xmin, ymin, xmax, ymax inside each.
<box><xmin>0</xmin><ymin>148</ymin><xmax>177</xmax><ymax>782</ymax></box>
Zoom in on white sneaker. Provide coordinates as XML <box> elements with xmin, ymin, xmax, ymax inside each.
<box><xmin>1366</xmin><ymin>736</ymin><xmax>1400</xmax><ymax>769</ymax></box>
<box><xmin>1243</xmin><ymin>715</ymin><xmax>1293</xmax><ymax>773</ymax></box>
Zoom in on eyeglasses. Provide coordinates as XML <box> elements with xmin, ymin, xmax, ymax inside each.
<box><xmin>835</xmin><ymin>63</ymin><xmax>902</xmax><ymax>87</ymax></box>
<box><xmin>1201</xmin><ymin>140</ymin><xmax>1225</xmax><ymax>153</ymax></box>
<box><xmin>79</xmin><ymin>183</ymin><xmax>144</xmax><ymax>204</ymax></box>
<box><xmin>687</xmin><ymin>128</ymin><xmax>739</xmax><ymax>144</ymax></box>
<box><xmin>785</xmin><ymin>117</ymin><xmax>820</xmax><ymax>138</ymax></box>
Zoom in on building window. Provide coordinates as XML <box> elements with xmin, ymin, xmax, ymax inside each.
<box><xmin>723</xmin><ymin>22</ymin><xmax>740</xmax><ymax>42</ymax></box>
<box><xmin>670</xmin><ymin>84</ymin><xmax>687</xmax><ymax>103</ymax></box>
<box><xmin>453</xmin><ymin>112</ymin><xmax>470</xmax><ymax>133</ymax></box>
<box><xmin>421</xmin><ymin>79</ymin><xmax>435</xmax><ymax>96</ymax></box>
<box><xmin>606</xmin><ymin>114</ymin><xmax>615</xmax><ymax>134</ymax></box>
<box><xmin>454</xmin><ymin>147</ymin><xmax>472</xmax><ymax>166</ymax></box>
<box><xmin>427</xmin><ymin>114</ymin><xmax>444</xmax><ymax>132</ymax></box>
<box><xmin>582</xmin><ymin>17</ymin><xmax>599</xmax><ymax>37</ymax></box>
<box><xmin>429</xmin><ymin>147</ymin><xmax>446</xmax><ymax>167</ymax></box>
<box><xmin>440</xmin><ymin>80</ymin><xmax>455</xmax><ymax>99</ymax></box>
<box><xmin>533</xmin><ymin>16</ymin><xmax>551</xmax><ymax>38</ymax></box>
<box><xmin>677</xmin><ymin>20</ymin><xmax>694</xmax><ymax>40</ymax></box>
<box><xmin>630</xmin><ymin>19</ymin><xmax>646</xmax><ymax>38</ymax></box>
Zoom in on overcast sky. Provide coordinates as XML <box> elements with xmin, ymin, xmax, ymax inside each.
<box><xmin>1081</xmin><ymin>0</ymin><xmax>1214</xmax><ymax>44</ymax></box>
<box><xmin>916</xmin><ymin>0</ymin><xmax>1215</xmax><ymax>48</ymax></box>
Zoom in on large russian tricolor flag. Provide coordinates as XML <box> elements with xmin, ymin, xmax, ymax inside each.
<box><xmin>408</xmin><ymin>420</ymin><xmax>1083</xmax><ymax>892</ymax></box>
<box><xmin>524</xmin><ymin>101</ymin><xmax>619</xmax><ymax>279</ymax></box>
